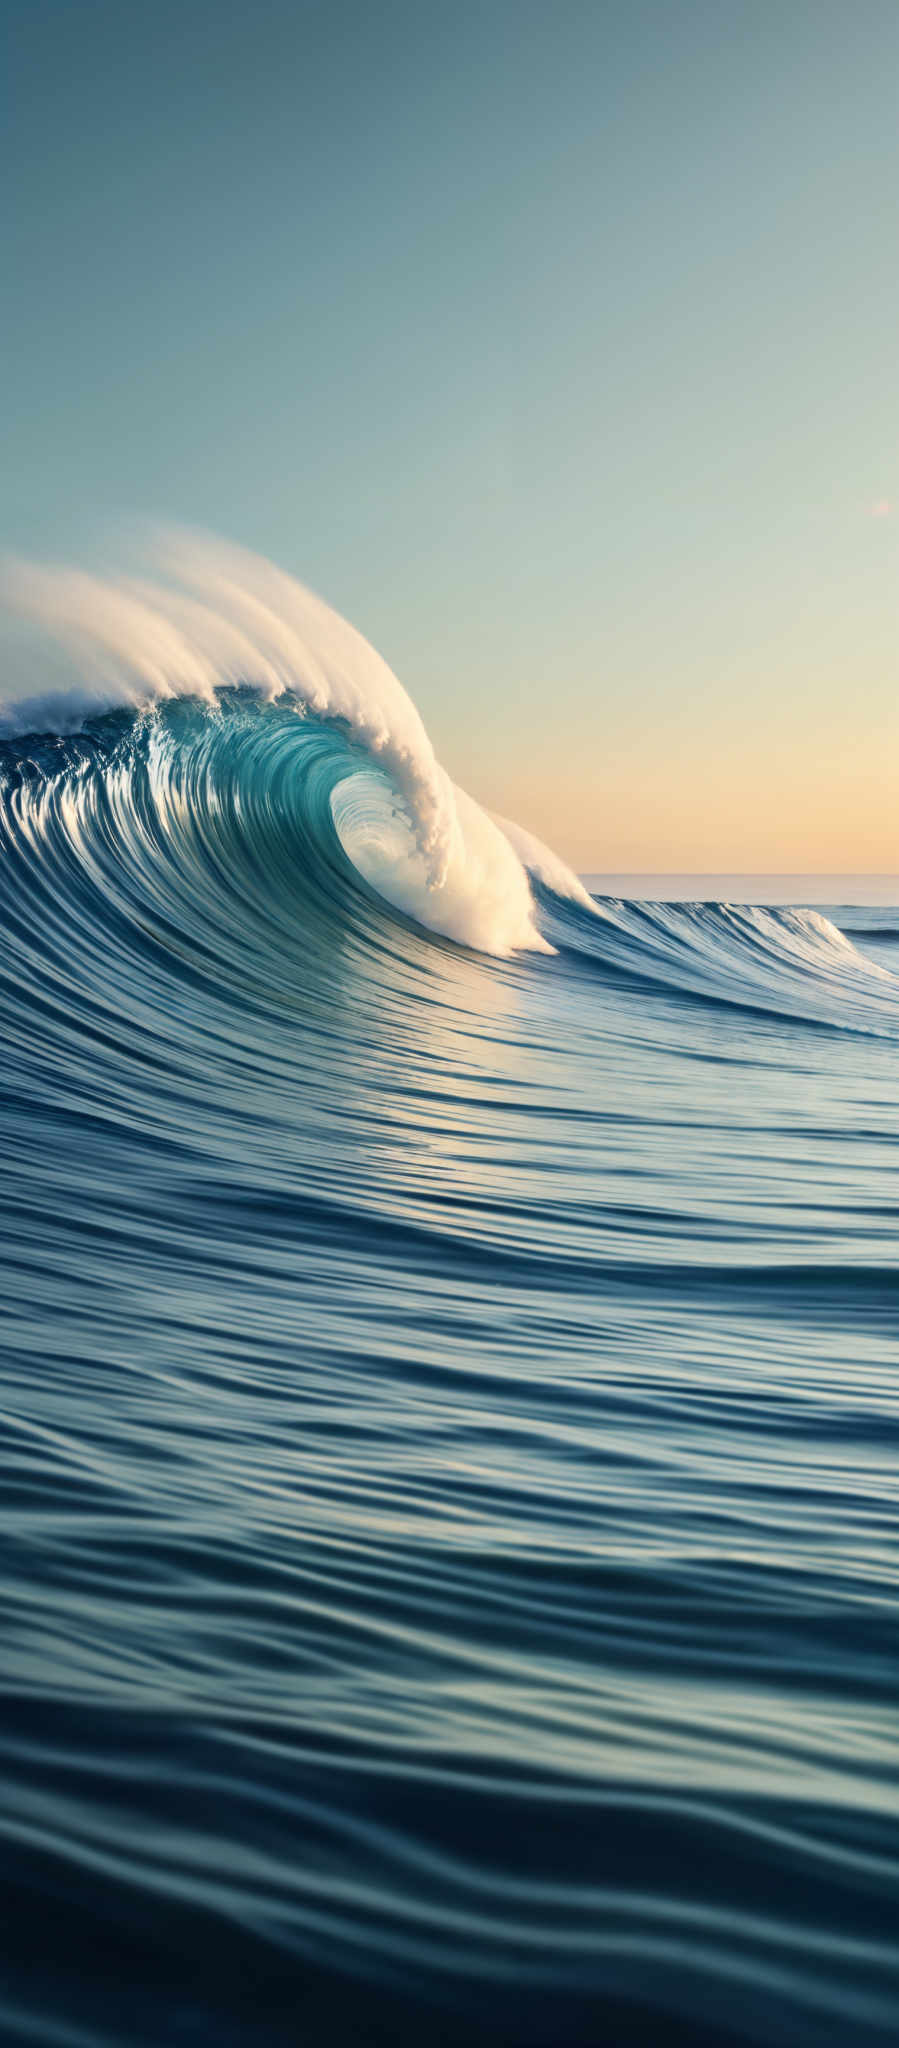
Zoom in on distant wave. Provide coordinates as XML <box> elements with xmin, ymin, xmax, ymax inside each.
<box><xmin>542</xmin><ymin>890</ymin><xmax>899</xmax><ymax>1035</ymax></box>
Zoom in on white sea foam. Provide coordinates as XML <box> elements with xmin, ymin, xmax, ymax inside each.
<box><xmin>0</xmin><ymin>531</ymin><xmax>588</xmax><ymax>955</ymax></box>
<box><xmin>330</xmin><ymin>771</ymin><xmax>554</xmax><ymax>954</ymax></box>
<box><xmin>494</xmin><ymin>812</ymin><xmax>602</xmax><ymax>914</ymax></box>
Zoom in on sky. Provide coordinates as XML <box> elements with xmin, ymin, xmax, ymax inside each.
<box><xmin>3</xmin><ymin>0</ymin><xmax>897</xmax><ymax>870</ymax></box>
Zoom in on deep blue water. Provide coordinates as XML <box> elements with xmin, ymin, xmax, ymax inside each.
<box><xmin>1</xmin><ymin>699</ymin><xmax>898</xmax><ymax>2046</ymax></box>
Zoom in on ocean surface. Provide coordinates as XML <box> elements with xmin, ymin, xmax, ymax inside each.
<box><xmin>1</xmin><ymin>541</ymin><xmax>897</xmax><ymax>2047</ymax></box>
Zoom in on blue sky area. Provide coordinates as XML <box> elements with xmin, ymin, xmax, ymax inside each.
<box><xmin>4</xmin><ymin>1</ymin><xmax>897</xmax><ymax>865</ymax></box>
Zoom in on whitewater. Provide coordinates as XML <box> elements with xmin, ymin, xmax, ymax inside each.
<box><xmin>0</xmin><ymin>535</ymin><xmax>897</xmax><ymax>2048</ymax></box>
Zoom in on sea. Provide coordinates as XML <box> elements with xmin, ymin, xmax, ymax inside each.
<box><xmin>0</xmin><ymin>539</ymin><xmax>897</xmax><ymax>2047</ymax></box>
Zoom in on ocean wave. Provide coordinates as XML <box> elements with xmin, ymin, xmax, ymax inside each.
<box><xmin>2</xmin><ymin>536</ymin><xmax>898</xmax><ymax>2047</ymax></box>
<box><xmin>0</xmin><ymin>532</ymin><xmax>590</xmax><ymax>956</ymax></box>
<box><xmin>541</xmin><ymin>889</ymin><xmax>899</xmax><ymax>1036</ymax></box>
<box><xmin>2</xmin><ymin>531</ymin><xmax>898</xmax><ymax>1040</ymax></box>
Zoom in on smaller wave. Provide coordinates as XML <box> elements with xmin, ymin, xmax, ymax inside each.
<box><xmin>544</xmin><ymin>892</ymin><xmax>899</xmax><ymax>1036</ymax></box>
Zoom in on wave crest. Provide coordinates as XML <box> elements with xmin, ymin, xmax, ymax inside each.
<box><xmin>0</xmin><ymin>531</ymin><xmax>589</xmax><ymax>954</ymax></box>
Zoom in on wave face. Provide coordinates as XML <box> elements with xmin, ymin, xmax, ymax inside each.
<box><xmin>1</xmin><ymin>541</ymin><xmax>898</xmax><ymax>2048</ymax></box>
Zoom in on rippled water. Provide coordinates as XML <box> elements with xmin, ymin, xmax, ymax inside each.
<box><xmin>1</xmin><ymin>692</ymin><xmax>898</xmax><ymax>2046</ymax></box>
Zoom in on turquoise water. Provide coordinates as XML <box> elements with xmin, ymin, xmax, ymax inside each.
<box><xmin>1</xmin><ymin>692</ymin><xmax>897</xmax><ymax>2046</ymax></box>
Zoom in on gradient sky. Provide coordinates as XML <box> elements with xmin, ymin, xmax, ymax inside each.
<box><xmin>4</xmin><ymin>0</ymin><xmax>897</xmax><ymax>869</ymax></box>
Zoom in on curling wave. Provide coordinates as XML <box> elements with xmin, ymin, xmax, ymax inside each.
<box><xmin>2</xmin><ymin>529</ymin><xmax>897</xmax><ymax>1040</ymax></box>
<box><xmin>0</xmin><ymin>532</ymin><xmax>594</xmax><ymax>956</ymax></box>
